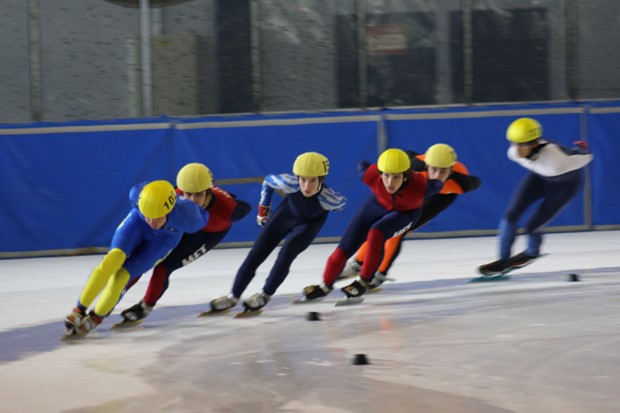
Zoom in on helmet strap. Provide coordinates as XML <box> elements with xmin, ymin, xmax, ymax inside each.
<box><xmin>202</xmin><ymin>190</ymin><xmax>213</xmax><ymax>209</ymax></box>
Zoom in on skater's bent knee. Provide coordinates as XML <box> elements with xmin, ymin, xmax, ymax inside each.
<box><xmin>99</xmin><ymin>248</ymin><xmax>127</xmax><ymax>274</ymax></box>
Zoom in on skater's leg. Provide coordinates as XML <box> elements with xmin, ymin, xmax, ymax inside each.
<box><xmin>144</xmin><ymin>231</ymin><xmax>227</xmax><ymax>306</ymax></box>
<box><xmin>354</xmin><ymin>241</ymin><xmax>368</xmax><ymax>264</ymax></box>
<box><xmin>343</xmin><ymin>210</ymin><xmax>418</xmax><ymax>297</ymax></box>
<box><xmin>323</xmin><ymin>198</ymin><xmax>387</xmax><ymax>286</ymax></box>
<box><xmin>523</xmin><ymin>178</ymin><xmax>582</xmax><ymax>256</ymax></box>
<box><xmin>498</xmin><ymin>219</ymin><xmax>518</xmax><ymax>262</ymax></box>
<box><xmin>143</xmin><ymin>265</ymin><xmax>170</xmax><ymax>306</ymax></box>
<box><xmin>377</xmin><ymin>234</ymin><xmax>404</xmax><ymax>274</ymax></box>
<box><xmin>231</xmin><ymin>211</ymin><xmax>293</xmax><ymax>298</ymax></box>
<box><xmin>499</xmin><ymin>174</ymin><xmax>544</xmax><ymax>261</ymax></box>
<box><xmin>78</xmin><ymin>248</ymin><xmax>126</xmax><ymax>308</ymax></box>
<box><xmin>262</xmin><ymin>220</ymin><xmax>324</xmax><ymax>296</ymax></box>
<box><xmin>358</xmin><ymin>228</ymin><xmax>386</xmax><ymax>280</ymax></box>
<box><xmin>358</xmin><ymin>210</ymin><xmax>418</xmax><ymax>281</ymax></box>
<box><xmin>94</xmin><ymin>268</ymin><xmax>130</xmax><ymax>317</ymax></box>
<box><xmin>375</xmin><ymin>194</ymin><xmax>456</xmax><ymax>276</ymax></box>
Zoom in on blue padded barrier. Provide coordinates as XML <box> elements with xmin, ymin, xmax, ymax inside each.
<box><xmin>1</xmin><ymin>103</ymin><xmax>619</xmax><ymax>257</ymax></box>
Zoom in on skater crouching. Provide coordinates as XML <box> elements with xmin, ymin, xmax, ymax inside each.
<box><xmin>338</xmin><ymin>143</ymin><xmax>481</xmax><ymax>288</ymax></box>
<box><xmin>207</xmin><ymin>152</ymin><xmax>346</xmax><ymax>315</ymax></box>
<box><xmin>63</xmin><ymin>180</ymin><xmax>210</xmax><ymax>338</ymax></box>
<box><xmin>302</xmin><ymin>148</ymin><xmax>445</xmax><ymax>301</ymax></box>
<box><xmin>118</xmin><ymin>163</ymin><xmax>251</xmax><ymax>324</ymax></box>
<box><xmin>479</xmin><ymin>117</ymin><xmax>593</xmax><ymax>275</ymax></box>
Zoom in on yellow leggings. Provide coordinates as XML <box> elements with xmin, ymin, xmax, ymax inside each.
<box><xmin>79</xmin><ymin>248</ymin><xmax>130</xmax><ymax>316</ymax></box>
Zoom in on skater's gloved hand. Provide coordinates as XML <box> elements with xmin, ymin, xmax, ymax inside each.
<box><xmin>573</xmin><ymin>140</ymin><xmax>588</xmax><ymax>153</ymax></box>
<box><xmin>256</xmin><ymin>204</ymin><xmax>271</xmax><ymax>226</ymax></box>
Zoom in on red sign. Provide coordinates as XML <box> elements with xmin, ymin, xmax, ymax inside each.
<box><xmin>367</xmin><ymin>24</ymin><xmax>407</xmax><ymax>55</ymax></box>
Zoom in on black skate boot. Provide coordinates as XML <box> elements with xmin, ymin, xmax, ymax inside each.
<box><xmin>120</xmin><ymin>300</ymin><xmax>154</xmax><ymax>323</ymax></box>
<box><xmin>478</xmin><ymin>259</ymin><xmax>511</xmax><ymax>276</ymax></box>
<box><xmin>302</xmin><ymin>283</ymin><xmax>333</xmax><ymax>301</ymax></box>
<box><xmin>341</xmin><ymin>276</ymin><xmax>369</xmax><ymax>298</ymax></box>
<box><xmin>508</xmin><ymin>251</ymin><xmax>540</xmax><ymax>269</ymax></box>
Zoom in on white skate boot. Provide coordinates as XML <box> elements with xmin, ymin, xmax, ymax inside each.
<box><xmin>368</xmin><ymin>272</ymin><xmax>388</xmax><ymax>291</ymax></box>
<box><xmin>242</xmin><ymin>292</ymin><xmax>271</xmax><ymax>312</ymax></box>
<box><xmin>78</xmin><ymin>312</ymin><xmax>104</xmax><ymax>336</ymax></box>
<box><xmin>210</xmin><ymin>294</ymin><xmax>238</xmax><ymax>312</ymax></box>
<box><xmin>337</xmin><ymin>260</ymin><xmax>362</xmax><ymax>280</ymax></box>
<box><xmin>63</xmin><ymin>307</ymin><xmax>86</xmax><ymax>337</ymax></box>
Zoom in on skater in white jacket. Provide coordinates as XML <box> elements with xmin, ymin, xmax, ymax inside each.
<box><xmin>479</xmin><ymin>117</ymin><xmax>593</xmax><ymax>275</ymax></box>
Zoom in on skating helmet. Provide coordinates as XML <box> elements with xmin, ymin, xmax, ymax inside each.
<box><xmin>506</xmin><ymin>118</ymin><xmax>542</xmax><ymax>143</ymax></box>
<box><xmin>425</xmin><ymin>143</ymin><xmax>457</xmax><ymax>168</ymax></box>
<box><xmin>377</xmin><ymin>148</ymin><xmax>411</xmax><ymax>173</ymax></box>
<box><xmin>293</xmin><ymin>152</ymin><xmax>329</xmax><ymax>177</ymax></box>
<box><xmin>138</xmin><ymin>180</ymin><xmax>177</xmax><ymax>219</ymax></box>
<box><xmin>176</xmin><ymin>163</ymin><xmax>213</xmax><ymax>193</ymax></box>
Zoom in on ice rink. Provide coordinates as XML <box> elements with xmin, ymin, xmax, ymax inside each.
<box><xmin>1</xmin><ymin>230</ymin><xmax>619</xmax><ymax>413</ymax></box>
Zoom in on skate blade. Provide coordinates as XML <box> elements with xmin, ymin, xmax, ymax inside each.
<box><xmin>335</xmin><ymin>297</ymin><xmax>364</xmax><ymax>306</ymax></box>
<box><xmin>469</xmin><ymin>274</ymin><xmax>512</xmax><ymax>283</ymax></box>
<box><xmin>61</xmin><ymin>329</ymin><xmax>86</xmax><ymax>341</ymax></box>
<box><xmin>61</xmin><ymin>332</ymin><xmax>76</xmax><ymax>341</ymax></box>
<box><xmin>233</xmin><ymin>309</ymin><xmax>262</xmax><ymax>318</ymax></box>
<box><xmin>61</xmin><ymin>334</ymin><xmax>84</xmax><ymax>341</ymax></box>
<box><xmin>291</xmin><ymin>297</ymin><xmax>325</xmax><ymax>305</ymax></box>
<box><xmin>477</xmin><ymin>267</ymin><xmax>512</xmax><ymax>277</ymax></box>
<box><xmin>111</xmin><ymin>319</ymin><xmax>144</xmax><ymax>329</ymax></box>
<box><xmin>197</xmin><ymin>308</ymin><xmax>231</xmax><ymax>317</ymax></box>
<box><xmin>510</xmin><ymin>252</ymin><xmax>550</xmax><ymax>269</ymax></box>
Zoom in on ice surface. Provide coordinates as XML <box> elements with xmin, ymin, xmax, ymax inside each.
<box><xmin>1</xmin><ymin>231</ymin><xmax>619</xmax><ymax>413</ymax></box>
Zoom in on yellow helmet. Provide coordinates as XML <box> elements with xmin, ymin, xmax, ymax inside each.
<box><xmin>176</xmin><ymin>163</ymin><xmax>213</xmax><ymax>193</ymax></box>
<box><xmin>425</xmin><ymin>143</ymin><xmax>457</xmax><ymax>168</ymax></box>
<box><xmin>138</xmin><ymin>180</ymin><xmax>177</xmax><ymax>219</ymax></box>
<box><xmin>377</xmin><ymin>148</ymin><xmax>411</xmax><ymax>173</ymax></box>
<box><xmin>506</xmin><ymin>117</ymin><xmax>543</xmax><ymax>143</ymax></box>
<box><xmin>293</xmin><ymin>152</ymin><xmax>329</xmax><ymax>177</ymax></box>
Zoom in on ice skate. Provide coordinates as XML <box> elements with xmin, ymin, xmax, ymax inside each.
<box><xmin>78</xmin><ymin>312</ymin><xmax>104</xmax><ymax>336</ymax></box>
<box><xmin>334</xmin><ymin>296</ymin><xmax>365</xmax><ymax>306</ymax></box>
<box><xmin>112</xmin><ymin>300</ymin><xmax>153</xmax><ymax>328</ymax></box>
<box><xmin>62</xmin><ymin>307</ymin><xmax>86</xmax><ymax>339</ymax></box>
<box><xmin>368</xmin><ymin>272</ymin><xmax>389</xmax><ymax>291</ymax></box>
<box><xmin>233</xmin><ymin>309</ymin><xmax>263</xmax><ymax>318</ymax></box>
<box><xmin>242</xmin><ymin>292</ymin><xmax>270</xmax><ymax>312</ymax></box>
<box><xmin>235</xmin><ymin>292</ymin><xmax>270</xmax><ymax>317</ymax></box>
<box><xmin>198</xmin><ymin>294</ymin><xmax>238</xmax><ymax>316</ymax></box>
<box><xmin>474</xmin><ymin>252</ymin><xmax>548</xmax><ymax>282</ymax></box>
<box><xmin>508</xmin><ymin>251</ymin><xmax>546</xmax><ymax>268</ymax></box>
<box><xmin>337</xmin><ymin>260</ymin><xmax>362</xmax><ymax>280</ymax></box>
<box><xmin>477</xmin><ymin>259</ymin><xmax>512</xmax><ymax>276</ymax></box>
<box><xmin>341</xmin><ymin>276</ymin><xmax>369</xmax><ymax>298</ymax></box>
<box><xmin>293</xmin><ymin>283</ymin><xmax>332</xmax><ymax>304</ymax></box>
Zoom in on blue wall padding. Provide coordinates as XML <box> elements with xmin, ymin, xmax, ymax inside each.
<box><xmin>587</xmin><ymin>103</ymin><xmax>620</xmax><ymax>226</ymax></box>
<box><xmin>1</xmin><ymin>103</ymin><xmax>618</xmax><ymax>255</ymax></box>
